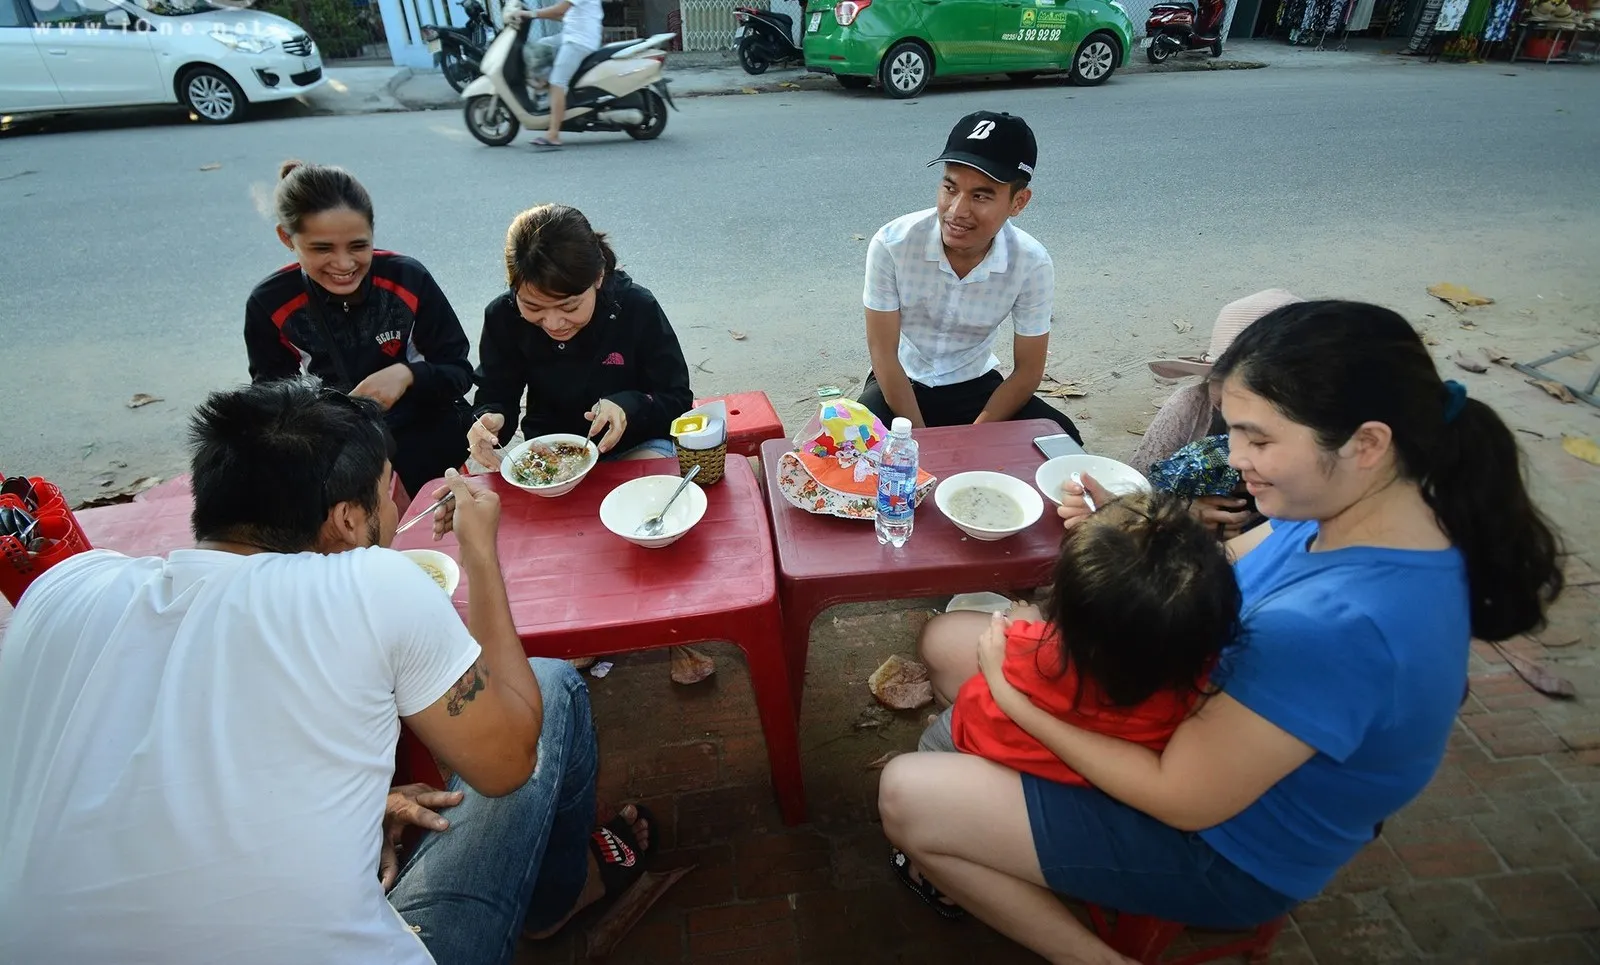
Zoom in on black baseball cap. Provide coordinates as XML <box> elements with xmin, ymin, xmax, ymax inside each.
<box><xmin>928</xmin><ymin>111</ymin><xmax>1037</xmax><ymax>184</ymax></box>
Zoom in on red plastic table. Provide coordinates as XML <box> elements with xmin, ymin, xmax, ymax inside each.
<box><xmin>395</xmin><ymin>456</ymin><xmax>806</xmax><ymax>825</ymax></box>
<box><xmin>694</xmin><ymin>391</ymin><xmax>786</xmax><ymax>458</ymax></box>
<box><xmin>760</xmin><ymin>419</ymin><xmax>1064</xmax><ymax>711</ymax></box>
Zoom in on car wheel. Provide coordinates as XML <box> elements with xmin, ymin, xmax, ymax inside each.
<box><xmin>465</xmin><ymin>94</ymin><xmax>520</xmax><ymax>146</ymax></box>
<box><xmin>879</xmin><ymin>41</ymin><xmax>932</xmax><ymax>98</ymax></box>
<box><xmin>837</xmin><ymin>75</ymin><xmax>870</xmax><ymax>90</ymax></box>
<box><xmin>1069</xmin><ymin>32</ymin><xmax>1118</xmax><ymax>85</ymax></box>
<box><xmin>626</xmin><ymin>89</ymin><xmax>668</xmax><ymax>140</ymax></box>
<box><xmin>738</xmin><ymin>36</ymin><xmax>770</xmax><ymax>74</ymax></box>
<box><xmin>181</xmin><ymin>66</ymin><xmax>247</xmax><ymax>124</ymax></box>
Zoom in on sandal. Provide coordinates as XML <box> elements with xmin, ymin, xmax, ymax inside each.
<box><xmin>589</xmin><ymin>804</ymin><xmax>655</xmax><ymax>898</ymax></box>
<box><xmin>891</xmin><ymin>848</ymin><xmax>965</xmax><ymax>920</ymax></box>
<box><xmin>523</xmin><ymin>804</ymin><xmax>655</xmax><ymax>940</ymax></box>
<box><xmin>532</xmin><ymin>137</ymin><xmax>563</xmax><ymax>150</ymax></box>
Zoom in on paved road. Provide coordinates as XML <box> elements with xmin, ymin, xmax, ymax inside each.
<box><xmin>2</xmin><ymin>63</ymin><xmax>1597</xmax><ymax>500</ymax></box>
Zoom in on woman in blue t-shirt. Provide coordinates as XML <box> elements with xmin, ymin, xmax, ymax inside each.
<box><xmin>878</xmin><ymin>301</ymin><xmax>1563</xmax><ymax>962</ymax></box>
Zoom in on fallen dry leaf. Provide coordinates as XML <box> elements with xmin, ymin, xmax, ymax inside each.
<box><xmin>1459</xmin><ymin>321</ymin><xmax>1477</xmax><ymax>331</ymax></box>
<box><xmin>198</xmin><ymin>162</ymin><xmax>221</xmax><ymax>171</ymax></box>
<box><xmin>669</xmin><ymin>645</ymin><xmax>716</xmax><ymax>685</ymax></box>
<box><xmin>1493</xmin><ymin>644</ymin><xmax>1577</xmax><ymax>699</ymax></box>
<box><xmin>1422</xmin><ymin>333</ymin><xmax>1441</xmax><ymax>346</ymax></box>
<box><xmin>854</xmin><ymin>705</ymin><xmax>892</xmax><ymax>730</ymax></box>
<box><xmin>1483</xmin><ymin>346</ymin><xmax>1512</xmax><ymax>365</ymax></box>
<box><xmin>1172</xmin><ymin>320</ymin><xmax>1194</xmax><ymax>334</ymax></box>
<box><xmin>1427</xmin><ymin>282</ymin><xmax>1494</xmax><ymax>310</ymax></box>
<box><xmin>866</xmin><ymin>751</ymin><xmax>903</xmax><ymax>770</ymax></box>
<box><xmin>1451</xmin><ymin>351</ymin><xmax>1488</xmax><ymax>374</ymax></box>
<box><xmin>1574</xmin><ymin>351</ymin><xmax>1593</xmax><ymax>362</ymax></box>
<box><xmin>1562</xmin><ymin>436</ymin><xmax>1600</xmax><ymax>467</ymax></box>
<box><xmin>740</xmin><ymin>87</ymin><xmax>759</xmax><ymax>94</ymax></box>
<box><xmin>1039</xmin><ymin>382</ymin><xmax>1088</xmax><ymax>399</ymax></box>
<box><xmin>1529</xmin><ymin>379</ymin><xmax>1577</xmax><ymax>404</ymax></box>
<box><xmin>779</xmin><ymin>81</ymin><xmax>799</xmax><ymax>88</ymax></box>
<box><xmin>127</xmin><ymin>393</ymin><xmax>163</xmax><ymax>408</ymax></box>
<box><xmin>729</xmin><ymin>330</ymin><xmax>747</xmax><ymax>341</ymax></box>
<box><xmin>850</xmin><ymin>233</ymin><xmax>866</xmax><ymax>241</ymax></box>
<box><xmin>868</xmin><ymin>654</ymin><xmax>933</xmax><ymax>711</ymax></box>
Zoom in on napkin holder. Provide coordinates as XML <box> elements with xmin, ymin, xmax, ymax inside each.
<box><xmin>672</xmin><ymin>401</ymin><xmax>728</xmax><ymax>485</ymax></box>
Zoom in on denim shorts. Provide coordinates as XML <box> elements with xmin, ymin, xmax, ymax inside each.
<box><xmin>1023</xmin><ymin>776</ymin><xmax>1297</xmax><ymax>930</ymax></box>
<box><xmin>603</xmin><ymin>437</ymin><xmax>676</xmax><ymax>461</ymax></box>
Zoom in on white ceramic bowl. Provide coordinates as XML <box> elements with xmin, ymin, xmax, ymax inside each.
<box><xmin>599</xmin><ymin>474</ymin><xmax>709</xmax><ymax>549</ymax></box>
<box><xmin>402</xmin><ymin>549</ymin><xmax>460</xmax><ymax>595</ymax></box>
<box><xmin>1035</xmin><ymin>454</ymin><xmax>1152</xmax><ymax>506</ymax></box>
<box><xmin>499</xmin><ymin>434</ymin><xmax>600</xmax><ymax>497</ymax></box>
<box><xmin>934</xmin><ymin>471</ymin><xmax>1045</xmax><ymax>542</ymax></box>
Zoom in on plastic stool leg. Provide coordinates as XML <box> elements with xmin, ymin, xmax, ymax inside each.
<box><xmin>733</xmin><ymin>608</ymin><xmax>808</xmax><ymax>825</ymax></box>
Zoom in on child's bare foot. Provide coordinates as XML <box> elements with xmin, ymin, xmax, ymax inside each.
<box><xmin>525</xmin><ymin>804</ymin><xmax>653</xmax><ymax>940</ymax></box>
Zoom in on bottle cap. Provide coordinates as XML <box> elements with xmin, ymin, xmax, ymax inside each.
<box><xmin>891</xmin><ymin>417</ymin><xmax>912</xmax><ymax>436</ymax></box>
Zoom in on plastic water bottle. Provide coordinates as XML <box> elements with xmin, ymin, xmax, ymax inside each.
<box><xmin>875</xmin><ymin>417</ymin><xmax>918</xmax><ymax>547</ymax></box>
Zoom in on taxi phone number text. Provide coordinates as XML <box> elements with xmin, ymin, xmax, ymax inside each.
<box><xmin>1016</xmin><ymin>27</ymin><xmax>1063</xmax><ymax>40</ymax></box>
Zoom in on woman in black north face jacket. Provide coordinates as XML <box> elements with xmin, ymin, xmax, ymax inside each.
<box><xmin>245</xmin><ymin>160</ymin><xmax>474</xmax><ymax>498</ymax></box>
<box><xmin>466</xmin><ymin>204</ymin><xmax>693</xmax><ymax>468</ymax></box>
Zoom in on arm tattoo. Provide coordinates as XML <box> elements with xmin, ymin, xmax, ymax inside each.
<box><xmin>445</xmin><ymin>661</ymin><xmax>489</xmax><ymax>716</ymax></box>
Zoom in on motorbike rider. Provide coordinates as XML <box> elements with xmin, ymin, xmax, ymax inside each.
<box><xmin>503</xmin><ymin>0</ymin><xmax>602</xmax><ymax>150</ymax></box>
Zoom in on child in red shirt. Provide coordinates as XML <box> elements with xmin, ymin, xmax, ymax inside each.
<box><xmin>919</xmin><ymin>491</ymin><xmax>1241</xmax><ymax>785</ymax></box>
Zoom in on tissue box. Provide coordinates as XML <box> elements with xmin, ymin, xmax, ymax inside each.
<box><xmin>672</xmin><ymin>401</ymin><xmax>728</xmax><ymax>486</ymax></box>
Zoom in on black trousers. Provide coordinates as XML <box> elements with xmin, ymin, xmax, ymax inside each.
<box><xmin>389</xmin><ymin>405</ymin><xmax>473</xmax><ymax>500</ymax></box>
<box><xmin>858</xmin><ymin>370</ymin><xmax>1082</xmax><ymax>444</ymax></box>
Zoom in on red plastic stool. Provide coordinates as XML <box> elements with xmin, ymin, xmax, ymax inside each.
<box><xmin>695</xmin><ymin>391</ymin><xmax>785</xmax><ymax>458</ymax></box>
<box><xmin>1087</xmin><ymin>905</ymin><xmax>1287</xmax><ymax>964</ymax></box>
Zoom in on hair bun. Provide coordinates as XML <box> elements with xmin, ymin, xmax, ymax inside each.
<box><xmin>278</xmin><ymin>159</ymin><xmax>304</xmax><ymax>180</ymax></box>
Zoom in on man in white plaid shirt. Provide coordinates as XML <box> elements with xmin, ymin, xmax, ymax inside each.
<box><xmin>859</xmin><ymin>111</ymin><xmax>1080</xmax><ymax>443</ymax></box>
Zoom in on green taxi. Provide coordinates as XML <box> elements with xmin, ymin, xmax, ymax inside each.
<box><xmin>802</xmin><ymin>0</ymin><xmax>1134</xmax><ymax>98</ymax></box>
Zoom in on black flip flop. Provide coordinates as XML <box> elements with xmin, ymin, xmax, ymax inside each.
<box><xmin>891</xmin><ymin>848</ymin><xmax>965</xmax><ymax>920</ymax></box>
<box><xmin>589</xmin><ymin>804</ymin><xmax>655</xmax><ymax>899</ymax></box>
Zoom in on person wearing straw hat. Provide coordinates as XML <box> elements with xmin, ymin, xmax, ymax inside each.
<box><xmin>1131</xmin><ymin>289</ymin><xmax>1304</xmax><ymax>540</ymax></box>
<box><xmin>858</xmin><ymin>111</ymin><xmax>1081</xmax><ymax>443</ymax></box>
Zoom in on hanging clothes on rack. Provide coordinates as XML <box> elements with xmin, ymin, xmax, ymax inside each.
<box><xmin>1348</xmin><ymin>0</ymin><xmax>1379</xmax><ymax>31</ymax></box>
<box><xmin>1483</xmin><ymin>0</ymin><xmax>1517</xmax><ymax>40</ymax></box>
<box><xmin>1407</xmin><ymin>0</ymin><xmax>1445</xmax><ymax>49</ymax></box>
<box><xmin>1435</xmin><ymin>0</ymin><xmax>1472</xmax><ymax>32</ymax></box>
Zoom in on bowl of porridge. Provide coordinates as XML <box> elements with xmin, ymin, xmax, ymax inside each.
<box><xmin>500</xmin><ymin>433</ymin><xmax>600</xmax><ymax>497</ymax></box>
<box><xmin>933</xmin><ymin>471</ymin><xmax>1044</xmax><ymax>542</ymax></box>
<box><xmin>402</xmin><ymin>549</ymin><xmax>460</xmax><ymax>596</ymax></box>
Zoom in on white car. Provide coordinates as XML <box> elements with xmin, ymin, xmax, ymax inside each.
<box><xmin>0</xmin><ymin>0</ymin><xmax>325</xmax><ymax>123</ymax></box>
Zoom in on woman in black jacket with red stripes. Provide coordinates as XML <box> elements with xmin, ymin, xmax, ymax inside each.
<box><xmin>245</xmin><ymin>161</ymin><xmax>474</xmax><ymax>498</ymax></box>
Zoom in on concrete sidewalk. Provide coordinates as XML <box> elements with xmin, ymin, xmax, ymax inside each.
<box><xmin>306</xmin><ymin>38</ymin><xmax>1421</xmax><ymax>116</ymax></box>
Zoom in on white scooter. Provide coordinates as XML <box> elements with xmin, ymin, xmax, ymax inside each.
<box><xmin>462</xmin><ymin>18</ymin><xmax>677</xmax><ymax>147</ymax></box>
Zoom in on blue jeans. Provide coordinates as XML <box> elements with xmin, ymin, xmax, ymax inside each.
<box><xmin>389</xmin><ymin>659</ymin><xmax>598</xmax><ymax>965</ymax></box>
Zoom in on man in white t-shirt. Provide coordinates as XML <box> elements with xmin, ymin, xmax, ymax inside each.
<box><xmin>860</xmin><ymin>111</ymin><xmax>1081</xmax><ymax>443</ymax></box>
<box><xmin>507</xmin><ymin>0</ymin><xmax>602</xmax><ymax>149</ymax></box>
<box><xmin>0</xmin><ymin>378</ymin><xmax>652</xmax><ymax>965</ymax></box>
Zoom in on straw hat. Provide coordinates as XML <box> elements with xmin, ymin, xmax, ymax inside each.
<box><xmin>1147</xmin><ymin>288</ymin><xmax>1305</xmax><ymax>379</ymax></box>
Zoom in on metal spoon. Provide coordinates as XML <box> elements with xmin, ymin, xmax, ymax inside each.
<box><xmin>1070</xmin><ymin>472</ymin><xmax>1098</xmax><ymax>513</ymax></box>
<box><xmin>636</xmin><ymin>466</ymin><xmax>700</xmax><ymax>538</ymax></box>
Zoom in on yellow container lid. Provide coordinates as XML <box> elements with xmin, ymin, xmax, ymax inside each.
<box><xmin>671</xmin><ymin>415</ymin><xmax>708</xmax><ymax>437</ymax></box>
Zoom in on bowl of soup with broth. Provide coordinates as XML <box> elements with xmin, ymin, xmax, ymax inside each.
<box><xmin>933</xmin><ymin>471</ymin><xmax>1044</xmax><ymax>541</ymax></box>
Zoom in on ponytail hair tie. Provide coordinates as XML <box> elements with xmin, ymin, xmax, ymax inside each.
<box><xmin>1443</xmin><ymin>380</ymin><xmax>1468</xmax><ymax>424</ymax></box>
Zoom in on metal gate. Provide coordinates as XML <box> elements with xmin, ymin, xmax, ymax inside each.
<box><xmin>678</xmin><ymin>0</ymin><xmax>738</xmax><ymax>50</ymax></box>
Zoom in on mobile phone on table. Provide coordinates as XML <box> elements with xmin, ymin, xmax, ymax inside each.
<box><xmin>1034</xmin><ymin>434</ymin><xmax>1086</xmax><ymax>460</ymax></box>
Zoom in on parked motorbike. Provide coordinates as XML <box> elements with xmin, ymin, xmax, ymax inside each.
<box><xmin>1145</xmin><ymin>0</ymin><xmax>1227</xmax><ymax>63</ymax></box>
<box><xmin>423</xmin><ymin>0</ymin><xmax>496</xmax><ymax>94</ymax></box>
<box><xmin>462</xmin><ymin>18</ymin><xmax>678</xmax><ymax>147</ymax></box>
<box><xmin>733</xmin><ymin>6</ymin><xmax>802</xmax><ymax>74</ymax></box>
